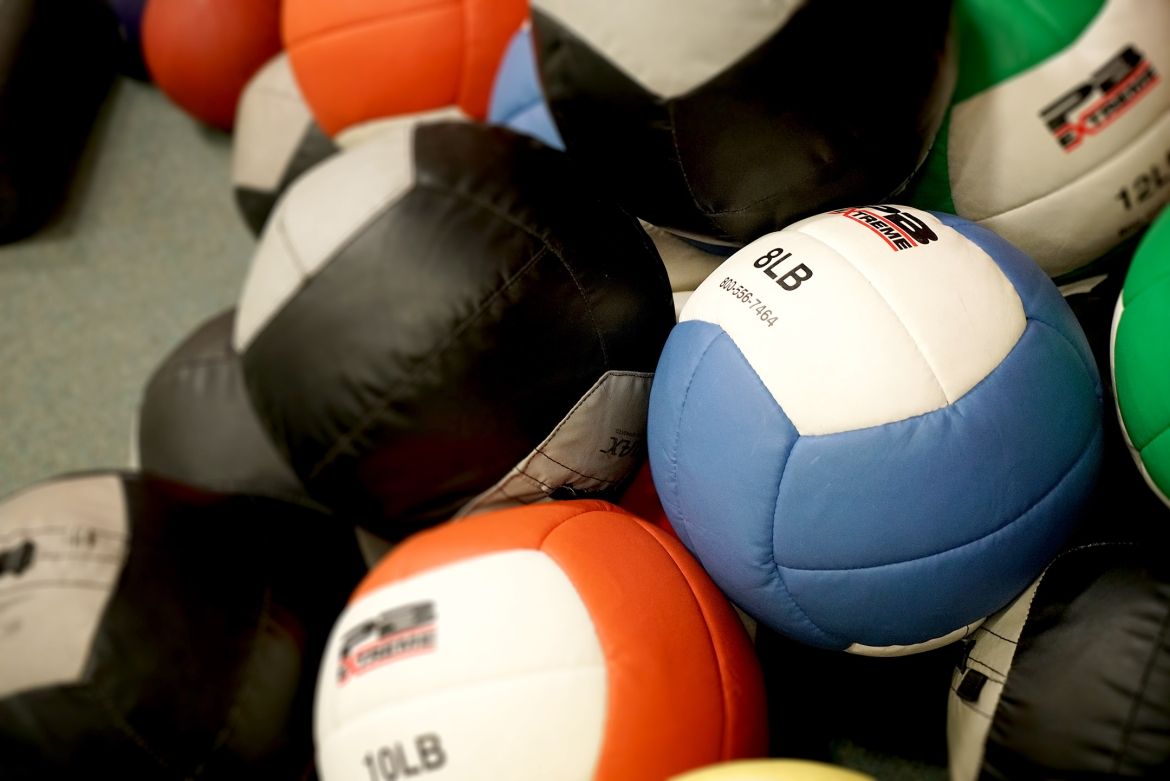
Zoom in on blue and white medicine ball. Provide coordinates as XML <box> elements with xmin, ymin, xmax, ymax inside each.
<box><xmin>647</xmin><ymin>205</ymin><xmax>1104</xmax><ymax>654</ymax></box>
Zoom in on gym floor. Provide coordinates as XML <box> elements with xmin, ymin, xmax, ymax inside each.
<box><xmin>0</xmin><ymin>75</ymin><xmax>948</xmax><ymax>780</ymax></box>
<box><xmin>0</xmin><ymin>76</ymin><xmax>252</xmax><ymax>499</ymax></box>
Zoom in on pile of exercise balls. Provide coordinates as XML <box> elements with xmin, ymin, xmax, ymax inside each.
<box><xmin>3</xmin><ymin>0</ymin><xmax>1170</xmax><ymax>779</ymax></box>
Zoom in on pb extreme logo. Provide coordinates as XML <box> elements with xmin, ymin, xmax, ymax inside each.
<box><xmin>833</xmin><ymin>205</ymin><xmax>938</xmax><ymax>251</ymax></box>
<box><xmin>338</xmin><ymin>601</ymin><xmax>436</xmax><ymax>684</ymax></box>
<box><xmin>1041</xmin><ymin>45</ymin><xmax>1159</xmax><ymax>152</ymax></box>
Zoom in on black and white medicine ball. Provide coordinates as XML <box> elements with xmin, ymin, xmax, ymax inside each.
<box><xmin>949</xmin><ymin>529</ymin><xmax>1170</xmax><ymax>780</ymax></box>
<box><xmin>0</xmin><ymin>472</ymin><xmax>366</xmax><ymax>778</ymax></box>
<box><xmin>134</xmin><ymin>308</ymin><xmax>312</xmax><ymax>507</ymax></box>
<box><xmin>233</xmin><ymin>120</ymin><xmax>675</xmax><ymax>543</ymax></box>
<box><xmin>531</xmin><ymin>0</ymin><xmax>957</xmax><ymax>247</ymax></box>
<box><xmin>232</xmin><ymin>53</ymin><xmax>338</xmax><ymax>236</ymax></box>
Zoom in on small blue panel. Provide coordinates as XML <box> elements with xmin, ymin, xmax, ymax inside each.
<box><xmin>488</xmin><ymin>26</ymin><xmax>565</xmax><ymax>150</ymax></box>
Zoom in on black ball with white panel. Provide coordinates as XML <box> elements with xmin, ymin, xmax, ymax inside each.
<box><xmin>949</xmin><ymin>529</ymin><xmax>1170</xmax><ymax>780</ymax></box>
<box><xmin>531</xmin><ymin>0</ymin><xmax>957</xmax><ymax>247</ymax></box>
<box><xmin>0</xmin><ymin>472</ymin><xmax>365</xmax><ymax>778</ymax></box>
<box><xmin>234</xmin><ymin>120</ymin><xmax>676</xmax><ymax>544</ymax></box>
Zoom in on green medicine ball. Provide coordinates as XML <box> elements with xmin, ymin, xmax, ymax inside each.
<box><xmin>905</xmin><ymin>0</ymin><xmax>1170</xmax><ymax>281</ymax></box>
<box><xmin>1113</xmin><ymin>204</ymin><xmax>1170</xmax><ymax>506</ymax></box>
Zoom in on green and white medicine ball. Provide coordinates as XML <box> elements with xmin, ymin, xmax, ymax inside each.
<box><xmin>906</xmin><ymin>0</ymin><xmax>1170</xmax><ymax>280</ymax></box>
<box><xmin>1112</xmin><ymin>204</ymin><xmax>1170</xmax><ymax>506</ymax></box>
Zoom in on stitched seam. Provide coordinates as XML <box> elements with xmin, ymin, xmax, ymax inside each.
<box><xmin>1112</xmin><ymin>581</ymin><xmax>1170</xmax><ymax>772</ymax></box>
<box><xmin>275</xmin><ymin>213</ymin><xmax>310</xmax><ymax>280</ymax></box>
<box><xmin>777</xmin><ymin>313</ymin><xmax>1098</xmax><ymax>444</ymax></box>
<box><xmin>957</xmin><ymin>543</ymin><xmax>1138</xmax><ymax>733</ymax></box>
<box><xmin>308</xmin><ymin>245</ymin><xmax>550</xmax><ymax>478</ymax></box>
<box><xmin>287</xmin><ymin>2</ymin><xmax>459</xmax><ymax>48</ymax></box>
<box><xmin>667</xmin><ymin>101</ymin><xmax>724</xmax><ymax>237</ymax></box>
<box><xmin>535</xmin><ymin>507</ymin><xmax>619</xmax><ymax>550</ymax></box>
<box><xmin>632</xmin><ymin>521</ymin><xmax>729</xmax><ymax>756</ymax></box>
<box><xmin>306</xmin><ymin>161</ymin><xmax>627</xmax><ymax>479</ymax></box>
<box><xmin>1123</xmin><ymin>270</ymin><xmax>1170</xmax><ymax>312</ymax></box>
<box><xmin>666</xmin><ymin>329</ymin><xmax>837</xmax><ymax>644</ymax></box>
<box><xmin>492</xmin><ymin>479</ymin><xmax>530</xmax><ymax>506</ymax></box>
<box><xmin>965</xmin><ymin>656</ymin><xmax>1007</xmax><ymax>681</ymax></box>
<box><xmin>665</xmin><ymin>330</ymin><xmax>723</xmax><ymax>545</ymax></box>
<box><xmin>770</xmin><ymin>437</ymin><xmax>838</xmax><ymax>644</ymax></box>
<box><xmin>977</xmin><ymin>627</ymin><xmax>1019</xmax><ymax>645</ymax></box>
<box><xmin>514</xmin><ymin>468</ymin><xmax>553</xmax><ymax>492</ymax></box>
<box><xmin>414</xmin><ymin>177</ymin><xmax>610</xmax><ymax>364</ymax></box>
<box><xmin>0</xmin><ymin>526</ymin><xmax>128</xmax><ymax>543</ymax></box>
<box><xmin>190</xmin><ymin>585</ymin><xmax>276</xmax><ymax>778</ymax></box>
<box><xmin>701</xmin><ymin>192</ymin><xmax>797</xmax><ymax>217</ymax></box>
<box><xmin>471</xmin><ymin>472</ymin><xmax>532</xmax><ymax>510</ymax></box>
<box><xmin>531</xmin><ymin>371</ymin><xmax>650</xmax><ymax>484</ymax></box>
<box><xmin>18</xmin><ymin>552</ymin><xmax>123</xmax><ymax>565</ymax></box>
<box><xmin>948</xmin><ymin>688</ymin><xmax>996</xmax><ymax>720</ymax></box>
<box><xmin>264</xmin><ymin>149</ymin><xmax>415</xmax><ymax>321</ymax></box>
<box><xmin>1027</xmin><ymin>316</ymin><xmax>1099</xmax><ymax>395</ymax></box>
<box><xmin>1130</xmin><ymin>417</ymin><xmax>1170</xmax><ymax>458</ymax></box>
<box><xmin>547</xmin><ymin>245</ymin><xmax>608</xmax><ymax>365</ymax></box>
<box><xmin>413</xmin><ymin>178</ymin><xmax>549</xmax><ymax>244</ymax></box>
<box><xmin>539</xmin><ymin>371</ymin><xmax>647</xmax><ymax>445</ymax></box>
<box><xmin>533</xmin><ymin>451</ymin><xmax>623</xmax><ymax>484</ymax></box>
<box><xmin>777</xmin><ymin>425</ymin><xmax>1101</xmax><ymax>572</ymax></box>
<box><xmin>1047</xmin><ymin>540</ymin><xmax>1134</xmax><ymax>569</ymax></box>
<box><xmin>86</xmin><ymin>686</ymin><xmax>172</xmax><ymax>771</ymax></box>
<box><xmin>801</xmin><ymin>228</ymin><xmax>951</xmax><ymax>403</ymax></box>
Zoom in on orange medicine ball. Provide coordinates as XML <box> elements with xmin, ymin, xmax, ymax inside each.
<box><xmin>314</xmin><ymin>500</ymin><xmax>769</xmax><ymax>781</ymax></box>
<box><xmin>283</xmin><ymin>0</ymin><xmax>528</xmax><ymax>137</ymax></box>
<box><xmin>142</xmin><ymin>0</ymin><xmax>282</xmax><ymax>130</ymax></box>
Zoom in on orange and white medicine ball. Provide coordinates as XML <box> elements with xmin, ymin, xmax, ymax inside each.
<box><xmin>283</xmin><ymin>0</ymin><xmax>528</xmax><ymax>139</ymax></box>
<box><xmin>314</xmin><ymin>500</ymin><xmax>769</xmax><ymax>781</ymax></box>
